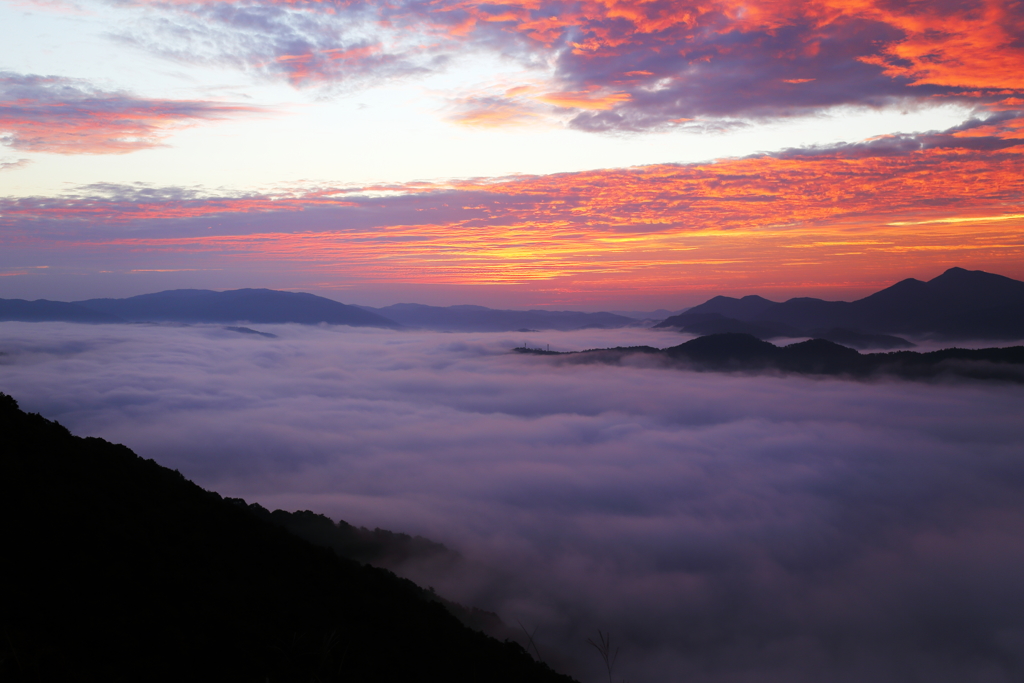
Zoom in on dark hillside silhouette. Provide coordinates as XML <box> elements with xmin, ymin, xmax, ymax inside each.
<box><xmin>359</xmin><ymin>302</ymin><xmax>635</xmax><ymax>331</ymax></box>
<box><xmin>3</xmin><ymin>267</ymin><xmax>1021</xmax><ymax>340</ymax></box>
<box><xmin>517</xmin><ymin>333</ymin><xmax>1024</xmax><ymax>382</ymax></box>
<box><xmin>0</xmin><ymin>393</ymin><xmax>575</xmax><ymax>683</ymax></box>
<box><xmin>0</xmin><ymin>298</ymin><xmax>123</xmax><ymax>323</ymax></box>
<box><xmin>234</xmin><ymin>502</ymin><xmax>458</xmax><ymax>566</ymax></box>
<box><xmin>234</xmin><ymin>503</ymin><xmax>518</xmax><ymax>639</ymax></box>
<box><xmin>75</xmin><ymin>288</ymin><xmax>399</xmax><ymax>327</ymax></box>
<box><xmin>657</xmin><ymin>267</ymin><xmax>1024</xmax><ymax>342</ymax></box>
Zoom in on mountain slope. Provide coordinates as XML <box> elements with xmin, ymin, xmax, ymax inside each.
<box><xmin>76</xmin><ymin>288</ymin><xmax>399</xmax><ymax>327</ymax></box>
<box><xmin>0</xmin><ymin>393</ymin><xmax>574</xmax><ymax>683</ymax></box>
<box><xmin>657</xmin><ymin>268</ymin><xmax>1024</xmax><ymax>341</ymax></box>
<box><xmin>362</xmin><ymin>303</ymin><xmax>635</xmax><ymax>331</ymax></box>
<box><xmin>0</xmin><ymin>298</ymin><xmax>123</xmax><ymax>323</ymax></box>
<box><xmin>517</xmin><ymin>333</ymin><xmax>1024</xmax><ymax>382</ymax></box>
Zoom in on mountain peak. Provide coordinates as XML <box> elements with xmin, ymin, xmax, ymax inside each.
<box><xmin>930</xmin><ymin>266</ymin><xmax>1014</xmax><ymax>284</ymax></box>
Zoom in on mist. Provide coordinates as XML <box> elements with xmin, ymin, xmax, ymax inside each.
<box><xmin>2</xmin><ymin>321</ymin><xmax>1024</xmax><ymax>682</ymax></box>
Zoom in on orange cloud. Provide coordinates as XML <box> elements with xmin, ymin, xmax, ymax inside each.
<box><xmin>536</xmin><ymin>87</ymin><xmax>631</xmax><ymax>110</ymax></box>
<box><xmin>113</xmin><ymin>0</ymin><xmax>1024</xmax><ymax>130</ymax></box>
<box><xmin>447</xmin><ymin>95</ymin><xmax>540</xmax><ymax>127</ymax></box>
<box><xmin>954</xmin><ymin>116</ymin><xmax>1024</xmax><ymax>140</ymax></box>
<box><xmin>848</xmin><ymin>0</ymin><xmax>1024</xmax><ymax>91</ymax></box>
<box><xmin>5</xmin><ymin>138</ymin><xmax>1022</xmax><ymax>298</ymax></box>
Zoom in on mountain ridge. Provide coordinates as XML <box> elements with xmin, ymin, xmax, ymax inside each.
<box><xmin>75</xmin><ymin>288</ymin><xmax>400</xmax><ymax>328</ymax></box>
<box><xmin>357</xmin><ymin>302</ymin><xmax>637</xmax><ymax>332</ymax></box>
<box><xmin>2</xmin><ymin>267</ymin><xmax>1022</xmax><ymax>340</ymax></box>
<box><xmin>516</xmin><ymin>332</ymin><xmax>1024</xmax><ymax>382</ymax></box>
<box><xmin>657</xmin><ymin>268</ymin><xmax>1024</xmax><ymax>342</ymax></box>
<box><xmin>0</xmin><ymin>298</ymin><xmax>123</xmax><ymax>323</ymax></box>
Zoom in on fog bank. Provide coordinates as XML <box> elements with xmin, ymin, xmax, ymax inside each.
<box><xmin>2</xmin><ymin>322</ymin><xmax>1024</xmax><ymax>682</ymax></box>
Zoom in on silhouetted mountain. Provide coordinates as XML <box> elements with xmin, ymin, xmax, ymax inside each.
<box><xmin>0</xmin><ymin>393</ymin><xmax>574</xmax><ymax>683</ymax></box>
<box><xmin>657</xmin><ymin>268</ymin><xmax>1024</xmax><ymax>342</ymax></box>
<box><xmin>684</xmin><ymin>295</ymin><xmax>778</xmax><ymax>320</ymax></box>
<box><xmin>810</xmin><ymin>328</ymin><xmax>915</xmax><ymax>350</ymax></box>
<box><xmin>74</xmin><ymin>289</ymin><xmax>399</xmax><ymax>328</ymax></box>
<box><xmin>0</xmin><ymin>298</ymin><xmax>123</xmax><ymax>323</ymax></box>
<box><xmin>609</xmin><ymin>308</ymin><xmax>688</xmax><ymax>320</ymax></box>
<box><xmin>516</xmin><ymin>333</ymin><xmax>1024</xmax><ymax>382</ymax></box>
<box><xmin>358</xmin><ymin>302</ymin><xmax>635</xmax><ymax>331</ymax></box>
<box><xmin>228</xmin><ymin>504</ymin><xmax>521</xmax><ymax>640</ymax></box>
<box><xmin>233</xmin><ymin>503</ymin><xmax>457</xmax><ymax>566</ymax></box>
<box><xmin>224</xmin><ymin>325</ymin><xmax>278</xmax><ymax>338</ymax></box>
<box><xmin>661</xmin><ymin>312</ymin><xmax>804</xmax><ymax>340</ymax></box>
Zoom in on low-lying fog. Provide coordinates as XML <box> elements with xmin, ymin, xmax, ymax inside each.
<box><xmin>3</xmin><ymin>322</ymin><xmax>1024</xmax><ymax>683</ymax></box>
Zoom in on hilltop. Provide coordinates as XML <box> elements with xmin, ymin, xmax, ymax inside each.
<box><xmin>0</xmin><ymin>392</ymin><xmax>575</xmax><ymax>683</ymax></box>
<box><xmin>657</xmin><ymin>267</ymin><xmax>1024</xmax><ymax>343</ymax></box>
<box><xmin>516</xmin><ymin>332</ymin><xmax>1024</xmax><ymax>383</ymax></box>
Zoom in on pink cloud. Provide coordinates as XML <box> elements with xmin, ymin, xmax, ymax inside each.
<box><xmin>114</xmin><ymin>0</ymin><xmax>1024</xmax><ymax>129</ymax></box>
<box><xmin>0</xmin><ymin>72</ymin><xmax>262</xmax><ymax>154</ymax></box>
<box><xmin>1</xmin><ymin>119</ymin><xmax>1022</xmax><ymax>299</ymax></box>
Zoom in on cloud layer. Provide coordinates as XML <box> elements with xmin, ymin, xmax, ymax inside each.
<box><xmin>0</xmin><ymin>72</ymin><xmax>260</xmax><ymax>153</ymax></box>
<box><xmin>112</xmin><ymin>0</ymin><xmax>1024</xmax><ymax>129</ymax></box>
<box><xmin>2</xmin><ymin>129</ymin><xmax>1022</xmax><ymax>301</ymax></box>
<box><xmin>2</xmin><ymin>322</ymin><xmax>1024</xmax><ymax>682</ymax></box>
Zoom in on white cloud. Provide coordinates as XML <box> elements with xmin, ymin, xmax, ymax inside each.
<box><xmin>2</xmin><ymin>321</ymin><xmax>1024</xmax><ymax>682</ymax></box>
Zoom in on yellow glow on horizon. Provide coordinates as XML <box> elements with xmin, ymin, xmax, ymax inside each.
<box><xmin>887</xmin><ymin>214</ymin><xmax>1024</xmax><ymax>226</ymax></box>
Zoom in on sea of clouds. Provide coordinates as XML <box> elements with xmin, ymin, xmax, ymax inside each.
<box><xmin>2</xmin><ymin>321</ymin><xmax>1024</xmax><ymax>682</ymax></box>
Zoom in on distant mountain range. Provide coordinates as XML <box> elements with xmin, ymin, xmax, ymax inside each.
<box><xmin>1</xmin><ymin>267</ymin><xmax>1022</xmax><ymax>341</ymax></box>
<box><xmin>656</xmin><ymin>267</ymin><xmax>1024</xmax><ymax>344</ymax></box>
<box><xmin>0</xmin><ymin>288</ymin><xmax>398</xmax><ymax>328</ymax></box>
<box><xmin>517</xmin><ymin>332</ymin><xmax>1024</xmax><ymax>383</ymax></box>
<box><xmin>82</xmin><ymin>289</ymin><xmax>400</xmax><ymax>327</ymax></box>
<box><xmin>0</xmin><ymin>298</ymin><xmax>123</xmax><ymax>323</ymax></box>
<box><xmin>356</xmin><ymin>303</ymin><xmax>637</xmax><ymax>332</ymax></box>
<box><xmin>609</xmin><ymin>308</ymin><xmax>688</xmax><ymax>321</ymax></box>
<box><xmin>0</xmin><ymin>289</ymin><xmax>638</xmax><ymax>331</ymax></box>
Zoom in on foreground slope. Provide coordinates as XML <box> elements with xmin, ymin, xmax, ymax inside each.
<box><xmin>0</xmin><ymin>393</ymin><xmax>573</xmax><ymax>683</ymax></box>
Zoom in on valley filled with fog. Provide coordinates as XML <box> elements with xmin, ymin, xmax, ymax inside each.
<box><xmin>3</xmin><ymin>322</ymin><xmax>1024</xmax><ymax>683</ymax></box>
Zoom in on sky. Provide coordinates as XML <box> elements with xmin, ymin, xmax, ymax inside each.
<box><xmin>3</xmin><ymin>322</ymin><xmax>1024</xmax><ymax>682</ymax></box>
<box><xmin>5</xmin><ymin>6</ymin><xmax>1024</xmax><ymax>681</ymax></box>
<box><xmin>1</xmin><ymin>0</ymin><xmax>1023</xmax><ymax>308</ymax></box>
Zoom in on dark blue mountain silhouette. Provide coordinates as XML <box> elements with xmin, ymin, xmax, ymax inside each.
<box><xmin>75</xmin><ymin>288</ymin><xmax>399</xmax><ymax>327</ymax></box>
<box><xmin>657</xmin><ymin>268</ymin><xmax>1024</xmax><ymax>342</ymax></box>
<box><xmin>359</xmin><ymin>302</ymin><xmax>635</xmax><ymax>331</ymax></box>
<box><xmin>0</xmin><ymin>298</ymin><xmax>122</xmax><ymax>323</ymax></box>
<box><xmin>517</xmin><ymin>332</ymin><xmax>1024</xmax><ymax>382</ymax></box>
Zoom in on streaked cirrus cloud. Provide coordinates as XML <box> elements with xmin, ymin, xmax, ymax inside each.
<box><xmin>0</xmin><ymin>72</ymin><xmax>262</xmax><ymax>154</ymax></box>
<box><xmin>2</xmin><ymin>117</ymin><xmax>1022</xmax><ymax>299</ymax></box>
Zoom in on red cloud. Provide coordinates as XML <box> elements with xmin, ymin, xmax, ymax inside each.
<box><xmin>3</xmin><ymin>123</ymin><xmax>1022</xmax><ymax>295</ymax></box>
<box><xmin>117</xmin><ymin>0</ymin><xmax>1024</xmax><ymax>129</ymax></box>
<box><xmin>0</xmin><ymin>72</ymin><xmax>261</xmax><ymax>154</ymax></box>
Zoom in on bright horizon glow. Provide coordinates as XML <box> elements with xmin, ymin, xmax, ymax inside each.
<box><xmin>1</xmin><ymin>0</ymin><xmax>1023</xmax><ymax>307</ymax></box>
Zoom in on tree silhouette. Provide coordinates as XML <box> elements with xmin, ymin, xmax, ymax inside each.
<box><xmin>586</xmin><ymin>630</ymin><xmax>619</xmax><ymax>683</ymax></box>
